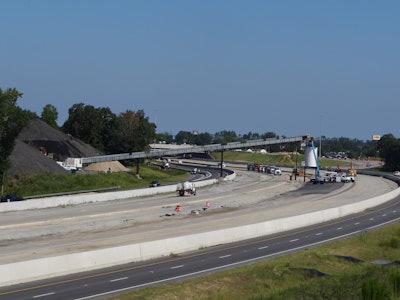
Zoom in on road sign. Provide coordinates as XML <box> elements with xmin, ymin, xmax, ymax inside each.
<box><xmin>372</xmin><ymin>135</ymin><xmax>381</xmax><ymax>141</ymax></box>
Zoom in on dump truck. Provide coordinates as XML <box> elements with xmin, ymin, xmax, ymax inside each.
<box><xmin>176</xmin><ymin>181</ymin><xmax>196</xmax><ymax>196</ymax></box>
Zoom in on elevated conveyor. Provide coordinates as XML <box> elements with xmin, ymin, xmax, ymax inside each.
<box><xmin>81</xmin><ymin>135</ymin><xmax>307</xmax><ymax>164</ymax></box>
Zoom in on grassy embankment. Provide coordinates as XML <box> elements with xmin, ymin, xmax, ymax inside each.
<box><xmin>3</xmin><ymin>163</ymin><xmax>189</xmax><ymax>197</ymax></box>
<box><xmin>215</xmin><ymin>150</ymin><xmax>354</xmax><ymax>170</ymax></box>
<box><xmin>109</xmin><ymin>222</ymin><xmax>400</xmax><ymax>300</ymax></box>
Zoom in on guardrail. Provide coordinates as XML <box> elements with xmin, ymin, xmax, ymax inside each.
<box><xmin>357</xmin><ymin>169</ymin><xmax>400</xmax><ymax>186</ymax></box>
<box><xmin>23</xmin><ymin>186</ymin><xmax>121</xmax><ymax>200</ymax></box>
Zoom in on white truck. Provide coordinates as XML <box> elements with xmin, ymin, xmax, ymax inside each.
<box><xmin>341</xmin><ymin>173</ymin><xmax>355</xmax><ymax>183</ymax></box>
<box><xmin>176</xmin><ymin>181</ymin><xmax>196</xmax><ymax>196</ymax></box>
<box><xmin>324</xmin><ymin>171</ymin><xmax>340</xmax><ymax>183</ymax></box>
<box><xmin>57</xmin><ymin>158</ymin><xmax>82</xmax><ymax>171</ymax></box>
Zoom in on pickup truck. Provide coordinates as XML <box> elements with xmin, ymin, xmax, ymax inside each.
<box><xmin>341</xmin><ymin>173</ymin><xmax>355</xmax><ymax>183</ymax></box>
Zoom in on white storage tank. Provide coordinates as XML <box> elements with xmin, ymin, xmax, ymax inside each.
<box><xmin>304</xmin><ymin>145</ymin><xmax>318</xmax><ymax>168</ymax></box>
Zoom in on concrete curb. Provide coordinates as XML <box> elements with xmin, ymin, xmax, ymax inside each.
<box><xmin>0</xmin><ymin>178</ymin><xmax>226</xmax><ymax>212</ymax></box>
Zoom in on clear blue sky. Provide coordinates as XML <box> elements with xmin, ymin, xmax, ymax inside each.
<box><xmin>1</xmin><ymin>1</ymin><xmax>399</xmax><ymax>141</ymax></box>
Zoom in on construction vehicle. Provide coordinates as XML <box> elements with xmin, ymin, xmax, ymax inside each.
<box><xmin>347</xmin><ymin>162</ymin><xmax>357</xmax><ymax>176</ymax></box>
<box><xmin>176</xmin><ymin>181</ymin><xmax>196</xmax><ymax>196</ymax></box>
<box><xmin>280</xmin><ymin>154</ymin><xmax>300</xmax><ymax>177</ymax></box>
<box><xmin>348</xmin><ymin>168</ymin><xmax>357</xmax><ymax>176</ymax></box>
<box><xmin>323</xmin><ymin>171</ymin><xmax>340</xmax><ymax>183</ymax></box>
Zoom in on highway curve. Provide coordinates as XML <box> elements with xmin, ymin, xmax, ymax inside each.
<box><xmin>0</xmin><ymin>168</ymin><xmax>397</xmax><ymax>265</ymax></box>
<box><xmin>0</xmin><ymin>168</ymin><xmax>398</xmax><ymax>298</ymax></box>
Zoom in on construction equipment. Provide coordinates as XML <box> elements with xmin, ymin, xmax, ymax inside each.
<box><xmin>176</xmin><ymin>181</ymin><xmax>196</xmax><ymax>196</ymax></box>
<box><xmin>347</xmin><ymin>162</ymin><xmax>357</xmax><ymax>176</ymax></box>
<box><xmin>280</xmin><ymin>154</ymin><xmax>300</xmax><ymax>177</ymax></box>
<box><xmin>348</xmin><ymin>168</ymin><xmax>357</xmax><ymax>176</ymax></box>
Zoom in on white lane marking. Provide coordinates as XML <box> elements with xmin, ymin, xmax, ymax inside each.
<box><xmin>33</xmin><ymin>292</ymin><xmax>55</xmax><ymax>298</ymax></box>
<box><xmin>258</xmin><ymin>246</ymin><xmax>268</xmax><ymax>250</ymax></box>
<box><xmin>171</xmin><ymin>265</ymin><xmax>184</xmax><ymax>269</ymax></box>
<box><xmin>219</xmin><ymin>255</ymin><xmax>231</xmax><ymax>259</ymax></box>
<box><xmin>74</xmin><ymin>217</ymin><xmax>400</xmax><ymax>300</ymax></box>
<box><xmin>337</xmin><ymin>227</ymin><xmax>343</xmax><ymax>230</ymax></box>
<box><xmin>110</xmin><ymin>277</ymin><xmax>128</xmax><ymax>282</ymax></box>
<box><xmin>290</xmin><ymin>239</ymin><xmax>299</xmax><ymax>242</ymax></box>
<box><xmin>315</xmin><ymin>232</ymin><xmax>323</xmax><ymax>236</ymax></box>
<box><xmin>369</xmin><ymin>218</ymin><xmax>374</xmax><ymax>221</ymax></box>
<box><xmin>355</xmin><ymin>222</ymin><xmax>360</xmax><ymax>225</ymax></box>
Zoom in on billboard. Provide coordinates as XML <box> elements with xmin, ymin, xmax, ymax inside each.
<box><xmin>372</xmin><ymin>135</ymin><xmax>381</xmax><ymax>141</ymax></box>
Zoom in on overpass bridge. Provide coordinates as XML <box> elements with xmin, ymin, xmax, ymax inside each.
<box><xmin>81</xmin><ymin>135</ymin><xmax>307</xmax><ymax>164</ymax></box>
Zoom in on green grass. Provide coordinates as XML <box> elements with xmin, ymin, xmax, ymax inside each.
<box><xmin>213</xmin><ymin>151</ymin><xmax>353</xmax><ymax>169</ymax></box>
<box><xmin>3</xmin><ymin>164</ymin><xmax>188</xmax><ymax>197</ymax></box>
<box><xmin>108</xmin><ymin>223</ymin><xmax>400</xmax><ymax>300</ymax></box>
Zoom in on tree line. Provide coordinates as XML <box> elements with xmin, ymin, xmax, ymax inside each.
<box><xmin>1</xmin><ymin>87</ymin><xmax>400</xmax><ymax>191</ymax></box>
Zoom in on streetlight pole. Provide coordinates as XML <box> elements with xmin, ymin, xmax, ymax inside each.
<box><xmin>319</xmin><ymin>115</ymin><xmax>322</xmax><ymax>158</ymax></box>
<box><xmin>220</xmin><ymin>150</ymin><xmax>224</xmax><ymax>177</ymax></box>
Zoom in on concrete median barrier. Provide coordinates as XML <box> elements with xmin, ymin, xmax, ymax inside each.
<box><xmin>0</xmin><ymin>178</ymin><xmax>220</xmax><ymax>212</ymax></box>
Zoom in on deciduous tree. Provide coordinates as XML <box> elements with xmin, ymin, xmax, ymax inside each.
<box><xmin>116</xmin><ymin>109</ymin><xmax>156</xmax><ymax>174</ymax></box>
<box><xmin>62</xmin><ymin>103</ymin><xmax>118</xmax><ymax>153</ymax></box>
<box><xmin>41</xmin><ymin>104</ymin><xmax>59</xmax><ymax>129</ymax></box>
<box><xmin>377</xmin><ymin>134</ymin><xmax>400</xmax><ymax>171</ymax></box>
<box><xmin>0</xmin><ymin>88</ymin><xmax>32</xmax><ymax>194</ymax></box>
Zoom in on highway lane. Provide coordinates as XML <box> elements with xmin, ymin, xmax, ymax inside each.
<box><xmin>0</xmin><ymin>195</ymin><xmax>399</xmax><ymax>300</ymax></box>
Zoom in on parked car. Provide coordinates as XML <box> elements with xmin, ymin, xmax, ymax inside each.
<box><xmin>1</xmin><ymin>194</ymin><xmax>24</xmax><ymax>202</ymax></box>
<box><xmin>149</xmin><ymin>181</ymin><xmax>161</xmax><ymax>187</ymax></box>
<box><xmin>393</xmin><ymin>171</ymin><xmax>400</xmax><ymax>177</ymax></box>
<box><xmin>274</xmin><ymin>167</ymin><xmax>282</xmax><ymax>175</ymax></box>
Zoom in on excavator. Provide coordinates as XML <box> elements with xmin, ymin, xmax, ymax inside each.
<box><xmin>279</xmin><ymin>154</ymin><xmax>302</xmax><ymax>178</ymax></box>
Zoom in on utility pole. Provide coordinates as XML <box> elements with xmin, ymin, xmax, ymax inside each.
<box><xmin>319</xmin><ymin>115</ymin><xmax>322</xmax><ymax>158</ymax></box>
<box><xmin>220</xmin><ymin>150</ymin><xmax>224</xmax><ymax>177</ymax></box>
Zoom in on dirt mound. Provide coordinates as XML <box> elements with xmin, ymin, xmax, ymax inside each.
<box><xmin>17</xmin><ymin>119</ymin><xmax>102</xmax><ymax>161</ymax></box>
<box><xmin>9</xmin><ymin>139</ymin><xmax>68</xmax><ymax>175</ymax></box>
<box><xmin>8</xmin><ymin>119</ymin><xmax>107</xmax><ymax>175</ymax></box>
<box><xmin>85</xmin><ymin>161</ymin><xmax>130</xmax><ymax>173</ymax></box>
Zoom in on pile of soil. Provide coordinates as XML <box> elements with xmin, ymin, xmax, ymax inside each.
<box><xmin>8</xmin><ymin>119</ymin><xmax>124</xmax><ymax>175</ymax></box>
<box><xmin>85</xmin><ymin>161</ymin><xmax>130</xmax><ymax>173</ymax></box>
